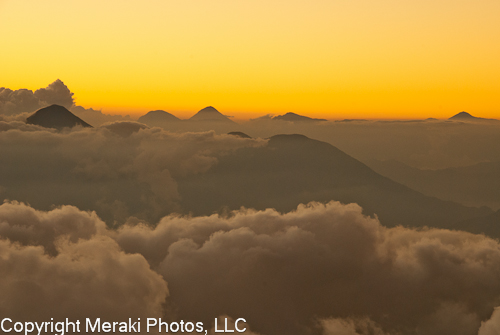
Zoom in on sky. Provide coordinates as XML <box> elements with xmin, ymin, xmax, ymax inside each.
<box><xmin>1</xmin><ymin>0</ymin><xmax>499</xmax><ymax>120</ymax></box>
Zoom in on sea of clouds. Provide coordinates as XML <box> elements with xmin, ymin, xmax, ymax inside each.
<box><xmin>2</xmin><ymin>81</ymin><xmax>500</xmax><ymax>334</ymax></box>
<box><xmin>2</xmin><ymin>200</ymin><xmax>500</xmax><ymax>334</ymax></box>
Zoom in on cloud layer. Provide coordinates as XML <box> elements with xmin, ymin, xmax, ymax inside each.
<box><xmin>0</xmin><ymin>123</ymin><xmax>264</xmax><ymax>223</ymax></box>
<box><xmin>0</xmin><ymin>80</ymin><xmax>129</xmax><ymax>126</ymax></box>
<box><xmin>0</xmin><ymin>80</ymin><xmax>73</xmax><ymax>116</ymax></box>
<box><xmin>0</xmin><ymin>202</ymin><xmax>167</xmax><ymax>332</ymax></box>
<box><xmin>3</xmin><ymin>200</ymin><xmax>500</xmax><ymax>334</ymax></box>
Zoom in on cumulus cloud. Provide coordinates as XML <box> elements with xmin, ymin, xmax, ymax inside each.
<box><xmin>0</xmin><ymin>80</ymin><xmax>129</xmax><ymax>126</ymax></box>
<box><xmin>106</xmin><ymin>201</ymin><xmax>500</xmax><ymax>335</ymax></box>
<box><xmin>3</xmin><ymin>200</ymin><xmax>500</xmax><ymax>334</ymax></box>
<box><xmin>0</xmin><ymin>87</ymin><xmax>42</xmax><ymax>116</ymax></box>
<box><xmin>0</xmin><ymin>80</ymin><xmax>73</xmax><ymax>116</ymax></box>
<box><xmin>0</xmin><ymin>202</ymin><xmax>167</xmax><ymax>331</ymax></box>
<box><xmin>33</xmin><ymin>79</ymin><xmax>74</xmax><ymax>109</ymax></box>
<box><xmin>0</xmin><ymin>201</ymin><xmax>106</xmax><ymax>255</ymax></box>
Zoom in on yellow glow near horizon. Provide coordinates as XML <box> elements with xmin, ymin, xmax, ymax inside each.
<box><xmin>1</xmin><ymin>0</ymin><xmax>499</xmax><ymax>119</ymax></box>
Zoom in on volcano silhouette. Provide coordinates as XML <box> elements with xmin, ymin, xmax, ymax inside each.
<box><xmin>178</xmin><ymin>134</ymin><xmax>491</xmax><ymax>230</ymax></box>
<box><xmin>26</xmin><ymin>105</ymin><xmax>92</xmax><ymax>129</ymax></box>
<box><xmin>138</xmin><ymin>110</ymin><xmax>182</xmax><ymax>128</ymax></box>
<box><xmin>189</xmin><ymin>106</ymin><xmax>235</xmax><ymax>123</ymax></box>
<box><xmin>273</xmin><ymin>112</ymin><xmax>327</xmax><ymax>122</ymax></box>
<box><xmin>449</xmin><ymin>112</ymin><xmax>497</xmax><ymax>121</ymax></box>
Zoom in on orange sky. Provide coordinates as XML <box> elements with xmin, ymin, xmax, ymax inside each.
<box><xmin>1</xmin><ymin>0</ymin><xmax>499</xmax><ymax>120</ymax></box>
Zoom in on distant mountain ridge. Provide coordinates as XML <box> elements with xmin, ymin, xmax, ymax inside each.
<box><xmin>137</xmin><ymin>110</ymin><xmax>181</xmax><ymax>128</ymax></box>
<box><xmin>189</xmin><ymin>106</ymin><xmax>235</xmax><ymax>123</ymax></box>
<box><xmin>26</xmin><ymin>105</ymin><xmax>93</xmax><ymax>129</ymax></box>
<box><xmin>273</xmin><ymin>112</ymin><xmax>327</xmax><ymax>122</ymax></box>
<box><xmin>366</xmin><ymin>158</ymin><xmax>500</xmax><ymax>211</ymax></box>
<box><xmin>449</xmin><ymin>111</ymin><xmax>497</xmax><ymax>121</ymax></box>
<box><xmin>178</xmin><ymin>134</ymin><xmax>491</xmax><ymax>230</ymax></box>
<box><xmin>138</xmin><ymin>110</ymin><xmax>181</xmax><ymax>122</ymax></box>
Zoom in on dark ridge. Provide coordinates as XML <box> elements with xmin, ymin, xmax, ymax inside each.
<box><xmin>189</xmin><ymin>106</ymin><xmax>235</xmax><ymax>123</ymax></box>
<box><xmin>228</xmin><ymin>131</ymin><xmax>252</xmax><ymax>139</ymax></box>
<box><xmin>456</xmin><ymin>209</ymin><xmax>500</xmax><ymax>237</ymax></box>
<box><xmin>268</xmin><ymin>134</ymin><xmax>310</xmax><ymax>142</ymax></box>
<box><xmin>449</xmin><ymin>111</ymin><xmax>477</xmax><ymax>120</ymax></box>
<box><xmin>273</xmin><ymin>112</ymin><xmax>327</xmax><ymax>122</ymax></box>
<box><xmin>26</xmin><ymin>104</ymin><xmax>92</xmax><ymax>129</ymax></box>
<box><xmin>178</xmin><ymin>133</ymin><xmax>491</xmax><ymax>231</ymax></box>
<box><xmin>138</xmin><ymin>110</ymin><xmax>181</xmax><ymax>123</ymax></box>
<box><xmin>336</xmin><ymin>119</ymin><xmax>369</xmax><ymax>123</ymax></box>
<box><xmin>449</xmin><ymin>112</ymin><xmax>498</xmax><ymax>122</ymax></box>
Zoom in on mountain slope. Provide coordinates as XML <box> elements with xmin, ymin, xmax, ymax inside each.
<box><xmin>367</xmin><ymin>159</ymin><xmax>500</xmax><ymax>210</ymax></box>
<box><xmin>138</xmin><ymin>110</ymin><xmax>181</xmax><ymax>127</ymax></box>
<box><xmin>189</xmin><ymin>106</ymin><xmax>235</xmax><ymax>123</ymax></box>
<box><xmin>273</xmin><ymin>112</ymin><xmax>327</xmax><ymax>122</ymax></box>
<box><xmin>449</xmin><ymin>112</ymin><xmax>497</xmax><ymax>122</ymax></box>
<box><xmin>178</xmin><ymin>134</ymin><xmax>491</xmax><ymax>230</ymax></box>
<box><xmin>26</xmin><ymin>105</ymin><xmax>92</xmax><ymax>129</ymax></box>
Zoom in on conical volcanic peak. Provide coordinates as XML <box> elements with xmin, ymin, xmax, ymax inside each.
<box><xmin>138</xmin><ymin>110</ymin><xmax>181</xmax><ymax>123</ymax></box>
<box><xmin>449</xmin><ymin>111</ymin><xmax>497</xmax><ymax>122</ymax></box>
<box><xmin>189</xmin><ymin>106</ymin><xmax>234</xmax><ymax>123</ymax></box>
<box><xmin>26</xmin><ymin>104</ymin><xmax>92</xmax><ymax>129</ymax></box>
<box><xmin>449</xmin><ymin>111</ymin><xmax>476</xmax><ymax>120</ymax></box>
<box><xmin>273</xmin><ymin>112</ymin><xmax>327</xmax><ymax>122</ymax></box>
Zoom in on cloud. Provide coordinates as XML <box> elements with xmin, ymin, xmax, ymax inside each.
<box><xmin>2</xmin><ymin>200</ymin><xmax>500</xmax><ymax>334</ymax></box>
<box><xmin>320</xmin><ymin>317</ymin><xmax>388</xmax><ymax>335</ymax></box>
<box><xmin>0</xmin><ymin>125</ymin><xmax>265</xmax><ymax>223</ymax></box>
<box><xmin>100</xmin><ymin>120</ymin><xmax>149</xmax><ymax>137</ymax></box>
<box><xmin>108</xmin><ymin>201</ymin><xmax>500</xmax><ymax>335</ymax></box>
<box><xmin>478</xmin><ymin>307</ymin><xmax>500</xmax><ymax>335</ymax></box>
<box><xmin>0</xmin><ymin>87</ymin><xmax>43</xmax><ymax>116</ymax></box>
<box><xmin>2</xmin><ymin>110</ymin><xmax>500</xmax><ymax>334</ymax></box>
<box><xmin>0</xmin><ymin>80</ymin><xmax>74</xmax><ymax>116</ymax></box>
<box><xmin>0</xmin><ymin>201</ymin><xmax>106</xmax><ymax>255</ymax></box>
<box><xmin>33</xmin><ymin>79</ymin><xmax>74</xmax><ymax>109</ymax></box>
<box><xmin>0</xmin><ymin>202</ymin><xmax>168</xmax><ymax>330</ymax></box>
<box><xmin>71</xmin><ymin>105</ymin><xmax>131</xmax><ymax>126</ymax></box>
<box><xmin>0</xmin><ymin>119</ymin><xmax>47</xmax><ymax>131</ymax></box>
<box><xmin>0</xmin><ymin>80</ymin><xmax>130</xmax><ymax>126</ymax></box>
